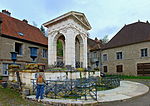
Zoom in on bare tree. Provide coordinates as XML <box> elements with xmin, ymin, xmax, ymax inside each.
<box><xmin>101</xmin><ymin>35</ymin><xmax>109</xmax><ymax>44</ymax></box>
<box><xmin>40</xmin><ymin>25</ymin><xmax>45</xmax><ymax>35</ymax></box>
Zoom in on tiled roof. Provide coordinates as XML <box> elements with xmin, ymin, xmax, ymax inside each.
<box><xmin>87</xmin><ymin>38</ymin><xmax>103</xmax><ymax>51</ymax></box>
<box><xmin>103</xmin><ymin>21</ymin><xmax>150</xmax><ymax>49</ymax></box>
<box><xmin>0</xmin><ymin>12</ymin><xmax>48</xmax><ymax>46</ymax></box>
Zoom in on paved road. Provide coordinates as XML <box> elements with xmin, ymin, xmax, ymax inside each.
<box><xmin>97</xmin><ymin>79</ymin><xmax>150</xmax><ymax>106</ymax></box>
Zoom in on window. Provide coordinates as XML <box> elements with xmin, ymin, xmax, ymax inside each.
<box><xmin>103</xmin><ymin>66</ymin><xmax>108</xmax><ymax>72</ymax></box>
<box><xmin>15</xmin><ymin>43</ymin><xmax>22</xmax><ymax>55</ymax></box>
<box><xmin>2</xmin><ymin>64</ymin><xmax>9</xmax><ymax>75</ymax></box>
<box><xmin>103</xmin><ymin>54</ymin><xmax>108</xmax><ymax>61</ymax></box>
<box><xmin>116</xmin><ymin>65</ymin><xmax>123</xmax><ymax>72</ymax></box>
<box><xmin>93</xmin><ymin>52</ymin><xmax>97</xmax><ymax>58</ymax></box>
<box><xmin>18</xmin><ymin>32</ymin><xmax>24</xmax><ymax>36</ymax></box>
<box><xmin>141</xmin><ymin>48</ymin><xmax>148</xmax><ymax>57</ymax></box>
<box><xmin>42</xmin><ymin>49</ymin><xmax>48</xmax><ymax>58</ymax></box>
<box><xmin>116</xmin><ymin>52</ymin><xmax>122</xmax><ymax>60</ymax></box>
<box><xmin>87</xmin><ymin>53</ymin><xmax>90</xmax><ymax>58</ymax></box>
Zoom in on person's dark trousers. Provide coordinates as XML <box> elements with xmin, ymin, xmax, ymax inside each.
<box><xmin>36</xmin><ymin>84</ymin><xmax>45</xmax><ymax>99</ymax></box>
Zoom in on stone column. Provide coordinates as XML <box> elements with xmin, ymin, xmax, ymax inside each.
<box><xmin>48</xmin><ymin>32</ymin><xmax>57</xmax><ymax>66</ymax></box>
<box><xmin>65</xmin><ymin>29</ymin><xmax>76</xmax><ymax>68</ymax></box>
<box><xmin>80</xmin><ymin>43</ymin><xmax>84</xmax><ymax>67</ymax></box>
<box><xmin>83</xmin><ymin>35</ymin><xmax>87</xmax><ymax>68</ymax></box>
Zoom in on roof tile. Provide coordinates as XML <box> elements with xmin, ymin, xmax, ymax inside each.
<box><xmin>104</xmin><ymin>22</ymin><xmax>150</xmax><ymax>49</ymax></box>
<box><xmin>0</xmin><ymin>12</ymin><xmax>48</xmax><ymax>46</ymax></box>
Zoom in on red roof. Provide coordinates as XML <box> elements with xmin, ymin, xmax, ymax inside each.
<box><xmin>104</xmin><ymin>21</ymin><xmax>150</xmax><ymax>49</ymax></box>
<box><xmin>0</xmin><ymin>12</ymin><xmax>48</xmax><ymax>46</ymax></box>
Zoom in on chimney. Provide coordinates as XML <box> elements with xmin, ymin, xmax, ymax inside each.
<box><xmin>2</xmin><ymin>10</ymin><xmax>11</xmax><ymax>16</ymax></box>
<box><xmin>146</xmin><ymin>20</ymin><xmax>149</xmax><ymax>24</ymax></box>
<box><xmin>95</xmin><ymin>37</ymin><xmax>98</xmax><ymax>41</ymax></box>
<box><xmin>99</xmin><ymin>40</ymin><xmax>102</xmax><ymax>44</ymax></box>
<box><xmin>22</xmin><ymin>19</ymin><xmax>28</xmax><ymax>24</ymax></box>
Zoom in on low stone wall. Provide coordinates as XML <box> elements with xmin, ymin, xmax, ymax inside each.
<box><xmin>9</xmin><ymin>70</ymin><xmax>100</xmax><ymax>89</ymax></box>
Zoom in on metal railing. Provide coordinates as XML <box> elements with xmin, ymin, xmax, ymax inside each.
<box><xmin>100</xmin><ymin>76</ymin><xmax>120</xmax><ymax>89</ymax></box>
<box><xmin>54</xmin><ymin>61</ymin><xmax>65</xmax><ymax>68</ymax></box>
<box><xmin>31</xmin><ymin>76</ymin><xmax>120</xmax><ymax>101</ymax></box>
<box><xmin>31</xmin><ymin>78</ymin><xmax>97</xmax><ymax>100</ymax></box>
<box><xmin>75</xmin><ymin>61</ymin><xmax>83</xmax><ymax>68</ymax></box>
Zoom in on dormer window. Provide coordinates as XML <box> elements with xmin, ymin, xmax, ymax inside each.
<box><xmin>18</xmin><ymin>32</ymin><xmax>24</xmax><ymax>36</ymax></box>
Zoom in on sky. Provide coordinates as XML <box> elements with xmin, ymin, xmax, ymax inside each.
<box><xmin>0</xmin><ymin>0</ymin><xmax>150</xmax><ymax>40</ymax></box>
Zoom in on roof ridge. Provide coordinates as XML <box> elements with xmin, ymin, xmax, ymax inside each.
<box><xmin>126</xmin><ymin>21</ymin><xmax>150</xmax><ymax>27</ymax></box>
<box><xmin>104</xmin><ymin>21</ymin><xmax>150</xmax><ymax>49</ymax></box>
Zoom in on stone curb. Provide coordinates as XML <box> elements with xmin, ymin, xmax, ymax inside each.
<box><xmin>26</xmin><ymin>81</ymin><xmax>149</xmax><ymax>105</ymax></box>
<box><xmin>97</xmin><ymin>81</ymin><xmax>149</xmax><ymax>103</ymax></box>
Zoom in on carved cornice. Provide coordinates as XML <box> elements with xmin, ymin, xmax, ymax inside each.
<box><xmin>43</xmin><ymin>11</ymin><xmax>91</xmax><ymax>30</ymax></box>
<box><xmin>48</xmin><ymin>25</ymin><xmax>88</xmax><ymax>37</ymax></box>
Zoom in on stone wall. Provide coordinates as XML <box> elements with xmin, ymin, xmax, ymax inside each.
<box><xmin>9</xmin><ymin>71</ymin><xmax>100</xmax><ymax>88</ymax></box>
<box><xmin>0</xmin><ymin>36</ymin><xmax>48</xmax><ymax>75</ymax></box>
<box><xmin>102</xmin><ymin>42</ymin><xmax>150</xmax><ymax>76</ymax></box>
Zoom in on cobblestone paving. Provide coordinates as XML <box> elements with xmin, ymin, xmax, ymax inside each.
<box><xmin>97</xmin><ymin>79</ymin><xmax>150</xmax><ymax>106</ymax></box>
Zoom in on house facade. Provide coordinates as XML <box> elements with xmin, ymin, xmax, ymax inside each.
<box><xmin>0</xmin><ymin>10</ymin><xmax>48</xmax><ymax>76</ymax></box>
<box><xmin>102</xmin><ymin>21</ymin><xmax>150</xmax><ymax>76</ymax></box>
<box><xmin>87</xmin><ymin>38</ymin><xmax>102</xmax><ymax>69</ymax></box>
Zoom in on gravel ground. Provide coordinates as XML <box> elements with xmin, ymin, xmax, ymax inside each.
<box><xmin>97</xmin><ymin>79</ymin><xmax>150</xmax><ymax>106</ymax></box>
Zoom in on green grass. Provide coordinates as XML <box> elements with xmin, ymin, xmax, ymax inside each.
<box><xmin>106</xmin><ymin>74</ymin><xmax>150</xmax><ymax>79</ymax></box>
<box><xmin>0</xmin><ymin>86</ymin><xmax>44</xmax><ymax>106</ymax></box>
<box><xmin>96</xmin><ymin>86</ymin><xmax>109</xmax><ymax>91</ymax></box>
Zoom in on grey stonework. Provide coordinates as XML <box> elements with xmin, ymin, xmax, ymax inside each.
<box><xmin>0</xmin><ymin>35</ymin><xmax>48</xmax><ymax>75</ymax></box>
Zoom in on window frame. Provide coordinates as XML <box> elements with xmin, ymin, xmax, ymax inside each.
<box><xmin>116</xmin><ymin>65</ymin><xmax>123</xmax><ymax>72</ymax></box>
<box><xmin>116</xmin><ymin>52</ymin><xmax>123</xmax><ymax>60</ymax></box>
<box><xmin>141</xmin><ymin>48</ymin><xmax>148</xmax><ymax>57</ymax></box>
<box><xmin>42</xmin><ymin>49</ymin><xmax>48</xmax><ymax>58</ymax></box>
<box><xmin>103</xmin><ymin>54</ymin><xmax>108</xmax><ymax>62</ymax></box>
<box><xmin>103</xmin><ymin>66</ymin><xmax>108</xmax><ymax>73</ymax></box>
<box><xmin>15</xmin><ymin>42</ymin><xmax>23</xmax><ymax>56</ymax></box>
<box><xmin>2</xmin><ymin>63</ymin><xmax>9</xmax><ymax>76</ymax></box>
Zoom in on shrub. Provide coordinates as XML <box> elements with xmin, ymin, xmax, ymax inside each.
<box><xmin>94</xmin><ymin>67</ymin><xmax>99</xmax><ymax>71</ymax></box>
<box><xmin>76</xmin><ymin>68</ymin><xmax>85</xmax><ymax>72</ymax></box>
<box><xmin>8</xmin><ymin>64</ymin><xmax>20</xmax><ymax>69</ymax></box>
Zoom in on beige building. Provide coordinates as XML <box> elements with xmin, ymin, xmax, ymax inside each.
<box><xmin>102</xmin><ymin>21</ymin><xmax>150</xmax><ymax>76</ymax></box>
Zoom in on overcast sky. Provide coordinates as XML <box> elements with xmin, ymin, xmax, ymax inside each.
<box><xmin>0</xmin><ymin>0</ymin><xmax>150</xmax><ymax>39</ymax></box>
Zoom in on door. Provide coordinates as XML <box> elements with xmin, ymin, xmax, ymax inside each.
<box><xmin>137</xmin><ymin>63</ymin><xmax>150</xmax><ymax>76</ymax></box>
